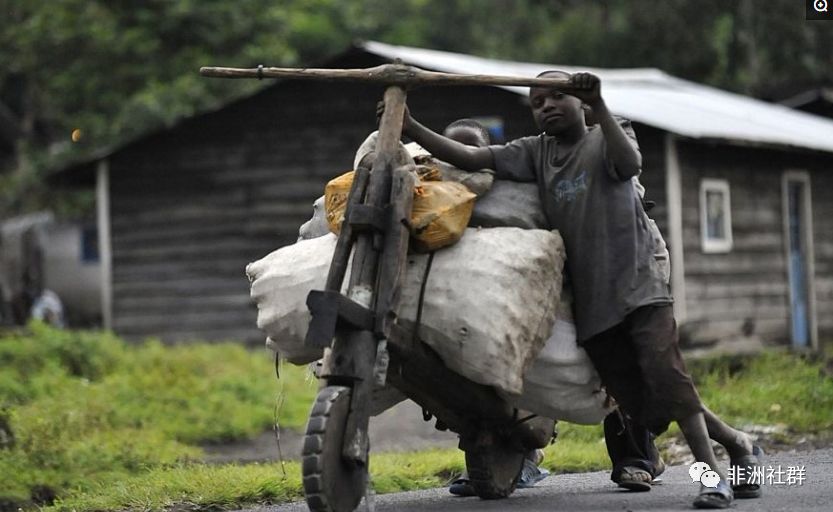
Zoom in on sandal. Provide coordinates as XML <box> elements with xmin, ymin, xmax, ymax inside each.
<box><xmin>693</xmin><ymin>478</ymin><xmax>733</xmax><ymax>509</ymax></box>
<box><xmin>731</xmin><ymin>445</ymin><xmax>764</xmax><ymax>499</ymax></box>
<box><xmin>616</xmin><ymin>465</ymin><xmax>653</xmax><ymax>492</ymax></box>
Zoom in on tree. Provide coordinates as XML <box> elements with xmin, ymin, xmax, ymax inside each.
<box><xmin>0</xmin><ymin>0</ymin><xmax>830</xmax><ymax>216</ymax></box>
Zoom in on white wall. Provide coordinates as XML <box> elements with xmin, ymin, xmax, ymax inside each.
<box><xmin>42</xmin><ymin>223</ymin><xmax>102</xmax><ymax>325</ymax></box>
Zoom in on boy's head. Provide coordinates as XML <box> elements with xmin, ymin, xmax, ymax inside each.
<box><xmin>529</xmin><ymin>70</ymin><xmax>584</xmax><ymax>135</ymax></box>
<box><xmin>443</xmin><ymin>119</ymin><xmax>490</xmax><ymax>147</ymax></box>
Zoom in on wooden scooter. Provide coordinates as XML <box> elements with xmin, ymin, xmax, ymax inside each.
<box><xmin>201</xmin><ymin>63</ymin><xmax>571</xmax><ymax>512</ymax></box>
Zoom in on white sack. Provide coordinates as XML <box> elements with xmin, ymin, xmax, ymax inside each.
<box><xmin>247</xmin><ymin>227</ymin><xmax>565</xmax><ymax>395</ymax></box>
<box><xmin>396</xmin><ymin>228</ymin><xmax>564</xmax><ymax>394</ymax></box>
<box><xmin>249</xmin><ymin>234</ymin><xmax>340</xmax><ymax>364</ymax></box>
<box><xmin>297</xmin><ymin>196</ymin><xmax>330</xmax><ymax>241</ymax></box>
<box><xmin>498</xmin><ymin>291</ymin><xmax>614</xmax><ymax>424</ymax></box>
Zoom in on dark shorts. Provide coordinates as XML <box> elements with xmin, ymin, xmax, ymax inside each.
<box><xmin>582</xmin><ymin>305</ymin><xmax>702</xmax><ymax>435</ymax></box>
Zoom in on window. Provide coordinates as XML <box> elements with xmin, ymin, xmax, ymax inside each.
<box><xmin>81</xmin><ymin>224</ymin><xmax>99</xmax><ymax>263</ymax></box>
<box><xmin>700</xmin><ymin>179</ymin><xmax>732</xmax><ymax>253</ymax></box>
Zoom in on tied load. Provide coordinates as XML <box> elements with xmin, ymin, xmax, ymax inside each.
<box><xmin>246</xmin><ymin>135</ymin><xmax>612</xmax><ymax>424</ymax></box>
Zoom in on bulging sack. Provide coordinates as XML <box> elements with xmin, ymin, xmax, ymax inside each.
<box><xmin>470</xmin><ymin>180</ymin><xmax>547</xmax><ymax>229</ymax></box>
<box><xmin>246</xmin><ymin>227</ymin><xmax>565</xmax><ymax>395</ymax></box>
<box><xmin>397</xmin><ymin>227</ymin><xmax>564</xmax><ymax>394</ymax></box>
<box><xmin>247</xmin><ymin>234</ymin><xmax>339</xmax><ymax>364</ymax></box>
<box><xmin>497</xmin><ymin>290</ymin><xmax>614</xmax><ymax>424</ymax></box>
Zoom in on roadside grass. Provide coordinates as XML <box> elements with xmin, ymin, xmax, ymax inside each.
<box><xmin>688</xmin><ymin>349</ymin><xmax>833</xmax><ymax>433</ymax></box>
<box><xmin>0</xmin><ymin>323</ymin><xmax>315</xmax><ymax>511</ymax></box>
<box><xmin>2</xmin><ymin>324</ymin><xmax>832</xmax><ymax>512</ymax></box>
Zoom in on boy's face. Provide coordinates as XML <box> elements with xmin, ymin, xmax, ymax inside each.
<box><xmin>530</xmin><ymin>72</ymin><xmax>583</xmax><ymax>135</ymax></box>
<box><xmin>444</xmin><ymin>126</ymin><xmax>488</xmax><ymax>147</ymax></box>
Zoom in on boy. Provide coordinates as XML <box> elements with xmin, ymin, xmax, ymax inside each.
<box><xmin>437</xmin><ymin>118</ymin><xmax>665</xmax><ymax>497</ymax></box>
<box><xmin>439</xmin><ymin>119</ymin><xmax>550</xmax><ymax>495</ymax></box>
<box><xmin>390</xmin><ymin>72</ymin><xmax>761</xmax><ymax>509</ymax></box>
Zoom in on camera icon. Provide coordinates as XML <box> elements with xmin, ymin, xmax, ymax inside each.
<box><xmin>815</xmin><ymin>0</ymin><xmax>828</xmax><ymax>12</ymax></box>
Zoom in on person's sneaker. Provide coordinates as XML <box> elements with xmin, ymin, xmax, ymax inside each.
<box><xmin>517</xmin><ymin>457</ymin><xmax>550</xmax><ymax>488</ymax></box>
<box><xmin>448</xmin><ymin>474</ymin><xmax>476</xmax><ymax>497</ymax></box>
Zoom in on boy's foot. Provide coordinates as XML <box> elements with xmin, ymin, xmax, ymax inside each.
<box><xmin>693</xmin><ymin>479</ymin><xmax>733</xmax><ymax>509</ymax></box>
<box><xmin>517</xmin><ymin>458</ymin><xmax>550</xmax><ymax>488</ymax></box>
<box><xmin>731</xmin><ymin>445</ymin><xmax>764</xmax><ymax>499</ymax></box>
<box><xmin>616</xmin><ymin>466</ymin><xmax>653</xmax><ymax>492</ymax></box>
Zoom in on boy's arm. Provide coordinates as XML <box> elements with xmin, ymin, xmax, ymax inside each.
<box><xmin>379</xmin><ymin>102</ymin><xmax>495</xmax><ymax>171</ymax></box>
<box><xmin>565</xmin><ymin>73</ymin><xmax>642</xmax><ymax>180</ymax></box>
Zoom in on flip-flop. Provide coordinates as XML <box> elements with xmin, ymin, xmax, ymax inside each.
<box><xmin>731</xmin><ymin>445</ymin><xmax>764</xmax><ymax>499</ymax></box>
<box><xmin>693</xmin><ymin>479</ymin><xmax>734</xmax><ymax>509</ymax></box>
<box><xmin>616</xmin><ymin>465</ymin><xmax>652</xmax><ymax>492</ymax></box>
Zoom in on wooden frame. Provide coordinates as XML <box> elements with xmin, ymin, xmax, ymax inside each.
<box><xmin>781</xmin><ymin>170</ymin><xmax>818</xmax><ymax>351</ymax></box>
<box><xmin>96</xmin><ymin>159</ymin><xmax>112</xmax><ymax>330</ymax></box>
<box><xmin>699</xmin><ymin>178</ymin><xmax>733</xmax><ymax>253</ymax></box>
<box><xmin>664</xmin><ymin>134</ymin><xmax>687</xmax><ymax>321</ymax></box>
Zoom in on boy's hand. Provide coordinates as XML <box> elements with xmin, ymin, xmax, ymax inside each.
<box><xmin>564</xmin><ymin>72</ymin><xmax>602</xmax><ymax>107</ymax></box>
<box><xmin>376</xmin><ymin>100</ymin><xmax>412</xmax><ymax>130</ymax></box>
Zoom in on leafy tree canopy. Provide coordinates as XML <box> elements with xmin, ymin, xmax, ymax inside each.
<box><xmin>0</xmin><ymin>0</ymin><xmax>830</xmax><ymax>215</ymax></box>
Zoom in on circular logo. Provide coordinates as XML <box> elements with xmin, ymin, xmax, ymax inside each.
<box><xmin>815</xmin><ymin>0</ymin><xmax>828</xmax><ymax>13</ymax></box>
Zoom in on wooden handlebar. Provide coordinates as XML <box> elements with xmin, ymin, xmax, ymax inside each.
<box><xmin>200</xmin><ymin>63</ymin><xmax>570</xmax><ymax>88</ymax></box>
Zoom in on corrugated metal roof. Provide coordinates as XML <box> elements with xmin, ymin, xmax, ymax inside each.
<box><xmin>363</xmin><ymin>41</ymin><xmax>833</xmax><ymax>154</ymax></box>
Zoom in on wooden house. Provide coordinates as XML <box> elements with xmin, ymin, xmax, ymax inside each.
<box><xmin>52</xmin><ymin>42</ymin><xmax>833</xmax><ymax>350</ymax></box>
<box><xmin>0</xmin><ymin>101</ymin><xmax>20</xmax><ymax>174</ymax></box>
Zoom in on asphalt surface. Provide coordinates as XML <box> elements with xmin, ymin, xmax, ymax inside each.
<box><xmin>203</xmin><ymin>400</ymin><xmax>458</xmax><ymax>463</ymax></box>
<box><xmin>251</xmin><ymin>447</ymin><xmax>833</xmax><ymax>512</ymax></box>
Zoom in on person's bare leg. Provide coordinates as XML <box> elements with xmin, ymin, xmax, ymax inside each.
<box><xmin>702</xmin><ymin>406</ymin><xmax>753</xmax><ymax>460</ymax></box>
<box><xmin>677</xmin><ymin>412</ymin><xmax>726</xmax><ymax>480</ymax></box>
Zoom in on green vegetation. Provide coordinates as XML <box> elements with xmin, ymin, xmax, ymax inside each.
<box><xmin>0</xmin><ymin>323</ymin><xmax>315</xmax><ymax>511</ymax></box>
<box><xmin>690</xmin><ymin>350</ymin><xmax>833</xmax><ymax>433</ymax></box>
<box><xmin>1</xmin><ymin>324</ymin><xmax>831</xmax><ymax>512</ymax></box>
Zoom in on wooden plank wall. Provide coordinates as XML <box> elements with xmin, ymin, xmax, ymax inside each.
<box><xmin>106</xmin><ymin>56</ymin><xmax>538</xmax><ymax>344</ymax></box>
<box><xmin>676</xmin><ymin>140</ymin><xmax>833</xmax><ymax>344</ymax></box>
<box><xmin>812</xmin><ymin>167</ymin><xmax>833</xmax><ymax>340</ymax></box>
<box><xmin>632</xmin><ymin>125</ymin><xmax>668</xmax><ymax>237</ymax></box>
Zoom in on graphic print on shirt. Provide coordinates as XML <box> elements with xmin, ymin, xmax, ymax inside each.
<box><xmin>552</xmin><ymin>171</ymin><xmax>588</xmax><ymax>203</ymax></box>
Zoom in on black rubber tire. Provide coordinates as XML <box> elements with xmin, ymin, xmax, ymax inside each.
<box><xmin>302</xmin><ymin>386</ymin><xmax>368</xmax><ymax>512</ymax></box>
<box><xmin>465</xmin><ymin>432</ymin><xmax>525</xmax><ymax>499</ymax></box>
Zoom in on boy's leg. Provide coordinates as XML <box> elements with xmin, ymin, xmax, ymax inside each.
<box><xmin>627</xmin><ymin>305</ymin><xmax>737</xmax><ymax>508</ymax></box>
<box><xmin>701</xmin><ymin>406</ymin><xmax>762</xmax><ymax>499</ymax></box>
<box><xmin>678</xmin><ymin>412</ymin><xmax>724</xmax><ymax>478</ymax></box>
<box><xmin>583</xmin><ymin>326</ymin><xmax>658</xmax><ymax>491</ymax></box>
<box><xmin>604</xmin><ymin>410</ymin><xmax>664</xmax><ymax>484</ymax></box>
<box><xmin>701</xmin><ymin>406</ymin><xmax>753</xmax><ymax>459</ymax></box>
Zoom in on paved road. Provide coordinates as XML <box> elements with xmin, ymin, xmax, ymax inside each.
<box><xmin>255</xmin><ymin>447</ymin><xmax>833</xmax><ymax>512</ymax></box>
<box><xmin>204</xmin><ymin>400</ymin><xmax>457</xmax><ymax>464</ymax></box>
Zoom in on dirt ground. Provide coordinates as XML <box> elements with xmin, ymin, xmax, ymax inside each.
<box><xmin>202</xmin><ymin>399</ymin><xmax>459</xmax><ymax>464</ymax></box>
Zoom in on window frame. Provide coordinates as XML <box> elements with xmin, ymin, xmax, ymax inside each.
<box><xmin>699</xmin><ymin>178</ymin><xmax>733</xmax><ymax>253</ymax></box>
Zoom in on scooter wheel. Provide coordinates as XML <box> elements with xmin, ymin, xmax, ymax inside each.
<box><xmin>465</xmin><ymin>431</ymin><xmax>525</xmax><ymax>499</ymax></box>
<box><xmin>302</xmin><ymin>385</ymin><xmax>368</xmax><ymax>512</ymax></box>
